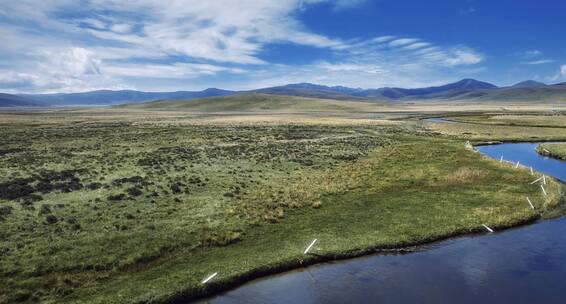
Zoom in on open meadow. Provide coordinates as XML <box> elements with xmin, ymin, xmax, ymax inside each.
<box><xmin>1</xmin><ymin>101</ymin><xmax>566</xmax><ymax>303</ymax></box>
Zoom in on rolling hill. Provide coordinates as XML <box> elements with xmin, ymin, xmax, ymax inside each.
<box><xmin>118</xmin><ymin>93</ymin><xmax>379</xmax><ymax>112</ymax></box>
<box><xmin>253</xmin><ymin>83</ymin><xmax>368</xmax><ymax>101</ymax></box>
<box><xmin>511</xmin><ymin>80</ymin><xmax>547</xmax><ymax>88</ymax></box>
<box><xmin>471</xmin><ymin>82</ymin><xmax>566</xmax><ymax>102</ymax></box>
<box><xmin>19</xmin><ymin>88</ymin><xmax>234</xmax><ymax>106</ymax></box>
<box><xmin>0</xmin><ymin>93</ymin><xmax>43</xmax><ymax>107</ymax></box>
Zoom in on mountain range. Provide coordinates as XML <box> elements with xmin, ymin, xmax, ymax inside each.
<box><xmin>0</xmin><ymin>93</ymin><xmax>45</xmax><ymax>107</ymax></box>
<box><xmin>1</xmin><ymin>79</ymin><xmax>565</xmax><ymax>107</ymax></box>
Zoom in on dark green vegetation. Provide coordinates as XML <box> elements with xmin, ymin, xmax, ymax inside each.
<box><xmin>0</xmin><ymin>108</ymin><xmax>563</xmax><ymax>303</ymax></box>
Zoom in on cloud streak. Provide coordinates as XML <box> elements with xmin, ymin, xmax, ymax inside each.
<box><xmin>0</xmin><ymin>0</ymin><xmax>485</xmax><ymax>93</ymax></box>
<box><xmin>524</xmin><ymin>59</ymin><xmax>555</xmax><ymax>65</ymax></box>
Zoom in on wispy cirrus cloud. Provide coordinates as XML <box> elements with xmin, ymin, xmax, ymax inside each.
<box><xmin>524</xmin><ymin>59</ymin><xmax>555</xmax><ymax>65</ymax></box>
<box><xmin>0</xmin><ymin>0</ymin><xmax>484</xmax><ymax>93</ymax></box>
<box><xmin>523</xmin><ymin>50</ymin><xmax>543</xmax><ymax>59</ymax></box>
<box><xmin>229</xmin><ymin>37</ymin><xmax>485</xmax><ymax>90</ymax></box>
<box><xmin>519</xmin><ymin>50</ymin><xmax>555</xmax><ymax>65</ymax></box>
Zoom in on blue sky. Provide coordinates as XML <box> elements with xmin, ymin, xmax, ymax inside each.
<box><xmin>0</xmin><ymin>0</ymin><xmax>565</xmax><ymax>93</ymax></box>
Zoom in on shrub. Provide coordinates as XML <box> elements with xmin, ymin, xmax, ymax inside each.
<box><xmin>0</xmin><ymin>205</ymin><xmax>12</xmax><ymax>216</ymax></box>
<box><xmin>126</xmin><ymin>187</ymin><xmax>143</xmax><ymax>197</ymax></box>
<box><xmin>45</xmin><ymin>215</ymin><xmax>58</xmax><ymax>225</ymax></box>
<box><xmin>39</xmin><ymin>204</ymin><xmax>52</xmax><ymax>215</ymax></box>
<box><xmin>107</xmin><ymin>194</ymin><xmax>126</xmax><ymax>201</ymax></box>
<box><xmin>170</xmin><ymin>183</ymin><xmax>182</xmax><ymax>194</ymax></box>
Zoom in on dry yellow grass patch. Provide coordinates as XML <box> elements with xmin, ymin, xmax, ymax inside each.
<box><xmin>442</xmin><ymin>167</ymin><xmax>487</xmax><ymax>185</ymax></box>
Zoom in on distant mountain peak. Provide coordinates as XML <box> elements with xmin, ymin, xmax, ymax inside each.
<box><xmin>452</xmin><ymin>79</ymin><xmax>498</xmax><ymax>89</ymax></box>
<box><xmin>512</xmin><ymin>80</ymin><xmax>546</xmax><ymax>88</ymax></box>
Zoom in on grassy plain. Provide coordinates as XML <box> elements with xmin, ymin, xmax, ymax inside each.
<box><xmin>442</xmin><ymin>114</ymin><xmax>566</xmax><ymax>128</ymax></box>
<box><xmin>0</xmin><ymin>101</ymin><xmax>564</xmax><ymax>303</ymax></box>
<box><xmin>423</xmin><ymin>114</ymin><xmax>566</xmax><ymax>142</ymax></box>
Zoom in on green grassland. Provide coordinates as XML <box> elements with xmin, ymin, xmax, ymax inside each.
<box><xmin>0</xmin><ymin>103</ymin><xmax>564</xmax><ymax>303</ymax></box>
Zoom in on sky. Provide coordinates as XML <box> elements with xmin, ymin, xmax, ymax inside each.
<box><xmin>0</xmin><ymin>0</ymin><xmax>565</xmax><ymax>93</ymax></box>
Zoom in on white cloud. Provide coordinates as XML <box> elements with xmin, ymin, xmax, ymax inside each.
<box><xmin>546</xmin><ymin>65</ymin><xmax>566</xmax><ymax>83</ymax></box>
<box><xmin>301</xmin><ymin>0</ymin><xmax>367</xmax><ymax>10</ymax></box>
<box><xmin>524</xmin><ymin>59</ymin><xmax>555</xmax><ymax>65</ymax></box>
<box><xmin>81</xmin><ymin>18</ymin><xmax>107</xmax><ymax>30</ymax></box>
<box><xmin>0</xmin><ymin>72</ymin><xmax>40</xmax><ymax>91</ymax></box>
<box><xmin>1</xmin><ymin>0</ymin><xmax>349</xmax><ymax>65</ymax></box>
<box><xmin>403</xmin><ymin>42</ymin><xmax>431</xmax><ymax>50</ymax></box>
<box><xmin>82</xmin><ymin>0</ymin><xmax>349</xmax><ymax>63</ymax></box>
<box><xmin>0</xmin><ymin>0</ymin><xmax>485</xmax><ymax>93</ymax></box>
<box><xmin>104</xmin><ymin>62</ymin><xmax>245</xmax><ymax>78</ymax></box>
<box><xmin>519</xmin><ymin>51</ymin><xmax>554</xmax><ymax>65</ymax></box>
<box><xmin>1</xmin><ymin>47</ymin><xmax>123</xmax><ymax>93</ymax></box>
<box><xmin>110</xmin><ymin>23</ymin><xmax>132</xmax><ymax>33</ymax></box>
<box><xmin>524</xmin><ymin>50</ymin><xmax>542</xmax><ymax>59</ymax></box>
<box><xmin>442</xmin><ymin>47</ymin><xmax>483</xmax><ymax>66</ymax></box>
<box><xmin>389</xmin><ymin>38</ymin><xmax>420</xmax><ymax>47</ymax></box>
<box><xmin>372</xmin><ymin>36</ymin><xmax>397</xmax><ymax>43</ymax></box>
<box><xmin>40</xmin><ymin>47</ymin><xmax>102</xmax><ymax>76</ymax></box>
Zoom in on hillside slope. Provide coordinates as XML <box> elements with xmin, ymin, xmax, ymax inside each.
<box><xmin>0</xmin><ymin>93</ymin><xmax>43</xmax><ymax>107</ymax></box>
<box><xmin>21</xmin><ymin>88</ymin><xmax>234</xmax><ymax>106</ymax></box>
<box><xmin>118</xmin><ymin>93</ymin><xmax>379</xmax><ymax>112</ymax></box>
<box><xmin>469</xmin><ymin>83</ymin><xmax>566</xmax><ymax>102</ymax></box>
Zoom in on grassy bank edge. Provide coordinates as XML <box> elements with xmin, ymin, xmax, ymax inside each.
<box><xmin>176</xmin><ymin>216</ymin><xmax>546</xmax><ymax>304</ymax></box>
<box><xmin>536</xmin><ymin>144</ymin><xmax>566</xmax><ymax>161</ymax></box>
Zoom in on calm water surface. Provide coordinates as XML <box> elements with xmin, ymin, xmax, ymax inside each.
<box><xmin>201</xmin><ymin>142</ymin><xmax>566</xmax><ymax>304</ymax></box>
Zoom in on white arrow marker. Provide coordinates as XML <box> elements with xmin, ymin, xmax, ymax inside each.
<box><xmin>482</xmin><ymin>224</ymin><xmax>494</xmax><ymax>233</ymax></box>
<box><xmin>543</xmin><ymin>175</ymin><xmax>546</xmax><ymax>185</ymax></box>
<box><xmin>202</xmin><ymin>272</ymin><xmax>218</xmax><ymax>284</ymax></box>
<box><xmin>500</xmin><ymin>156</ymin><xmax>504</xmax><ymax>162</ymax></box>
<box><xmin>530</xmin><ymin>176</ymin><xmax>543</xmax><ymax>184</ymax></box>
<box><xmin>526</xmin><ymin>197</ymin><xmax>535</xmax><ymax>210</ymax></box>
<box><xmin>304</xmin><ymin>239</ymin><xmax>318</xmax><ymax>255</ymax></box>
<box><xmin>541</xmin><ymin>185</ymin><xmax>547</xmax><ymax>196</ymax></box>
<box><xmin>530</xmin><ymin>167</ymin><xmax>534</xmax><ymax>175</ymax></box>
<box><xmin>515</xmin><ymin>161</ymin><xmax>520</xmax><ymax>168</ymax></box>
